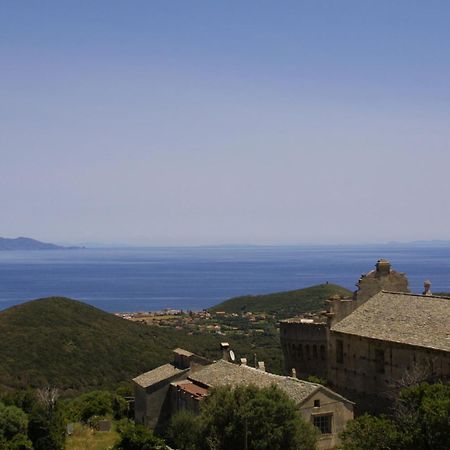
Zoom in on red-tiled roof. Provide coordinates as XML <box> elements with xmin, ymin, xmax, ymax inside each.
<box><xmin>177</xmin><ymin>382</ymin><xmax>208</xmax><ymax>399</ymax></box>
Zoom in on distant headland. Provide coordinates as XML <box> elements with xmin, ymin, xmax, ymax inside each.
<box><xmin>0</xmin><ymin>237</ymin><xmax>81</xmax><ymax>250</ymax></box>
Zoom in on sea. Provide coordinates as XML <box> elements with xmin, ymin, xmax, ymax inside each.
<box><xmin>1</xmin><ymin>245</ymin><xmax>450</xmax><ymax>313</ymax></box>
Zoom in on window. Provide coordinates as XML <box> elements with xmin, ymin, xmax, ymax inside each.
<box><xmin>375</xmin><ymin>349</ymin><xmax>385</xmax><ymax>374</ymax></box>
<box><xmin>336</xmin><ymin>339</ymin><xmax>343</xmax><ymax>364</ymax></box>
<box><xmin>306</xmin><ymin>345</ymin><xmax>311</xmax><ymax>360</ymax></box>
<box><xmin>313</xmin><ymin>345</ymin><xmax>318</xmax><ymax>359</ymax></box>
<box><xmin>320</xmin><ymin>345</ymin><xmax>326</xmax><ymax>361</ymax></box>
<box><xmin>314</xmin><ymin>399</ymin><xmax>320</xmax><ymax>408</ymax></box>
<box><xmin>313</xmin><ymin>414</ymin><xmax>332</xmax><ymax>434</ymax></box>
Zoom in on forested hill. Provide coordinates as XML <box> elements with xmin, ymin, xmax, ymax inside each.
<box><xmin>0</xmin><ymin>236</ymin><xmax>72</xmax><ymax>250</ymax></box>
<box><xmin>0</xmin><ymin>297</ymin><xmax>219</xmax><ymax>392</ymax></box>
<box><xmin>209</xmin><ymin>283</ymin><xmax>352</xmax><ymax>317</ymax></box>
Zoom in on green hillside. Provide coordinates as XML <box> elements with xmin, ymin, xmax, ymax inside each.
<box><xmin>209</xmin><ymin>283</ymin><xmax>352</xmax><ymax>317</ymax></box>
<box><xmin>0</xmin><ymin>297</ymin><xmax>219</xmax><ymax>392</ymax></box>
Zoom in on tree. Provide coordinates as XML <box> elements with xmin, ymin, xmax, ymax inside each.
<box><xmin>0</xmin><ymin>402</ymin><xmax>33</xmax><ymax>449</ymax></box>
<box><xmin>168</xmin><ymin>410</ymin><xmax>201</xmax><ymax>450</ymax></box>
<box><xmin>394</xmin><ymin>381</ymin><xmax>450</xmax><ymax>450</ymax></box>
<box><xmin>339</xmin><ymin>414</ymin><xmax>401</xmax><ymax>450</ymax></box>
<box><xmin>340</xmin><ymin>382</ymin><xmax>450</xmax><ymax>450</ymax></box>
<box><xmin>114</xmin><ymin>420</ymin><xmax>165</xmax><ymax>450</ymax></box>
<box><xmin>170</xmin><ymin>384</ymin><xmax>318</xmax><ymax>450</ymax></box>
<box><xmin>28</xmin><ymin>390</ymin><xmax>65</xmax><ymax>450</ymax></box>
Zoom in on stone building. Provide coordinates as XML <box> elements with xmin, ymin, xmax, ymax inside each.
<box><xmin>329</xmin><ymin>290</ymin><xmax>450</xmax><ymax>411</ymax></box>
<box><xmin>133</xmin><ymin>348</ymin><xmax>210</xmax><ymax>430</ymax></box>
<box><xmin>133</xmin><ymin>347</ymin><xmax>354</xmax><ymax>450</ymax></box>
<box><xmin>280</xmin><ymin>259</ymin><xmax>450</xmax><ymax>412</ymax></box>
<box><xmin>280</xmin><ymin>259</ymin><xmax>410</xmax><ymax>380</ymax></box>
<box><xmin>280</xmin><ymin>317</ymin><xmax>328</xmax><ymax>379</ymax></box>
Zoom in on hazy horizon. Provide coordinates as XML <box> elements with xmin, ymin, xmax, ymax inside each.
<box><xmin>2</xmin><ymin>1</ymin><xmax>450</xmax><ymax>245</ymax></box>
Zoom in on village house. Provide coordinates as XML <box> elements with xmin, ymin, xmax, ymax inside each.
<box><xmin>133</xmin><ymin>346</ymin><xmax>354</xmax><ymax>450</ymax></box>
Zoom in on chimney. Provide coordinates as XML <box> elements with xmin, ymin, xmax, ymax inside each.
<box><xmin>257</xmin><ymin>361</ymin><xmax>266</xmax><ymax>372</ymax></box>
<box><xmin>422</xmin><ymin>280</ymin><xmax>432</xmax><ymax>296</ymax></box>
<box><xmin>240</xmin><ymin>358</ymin><xmax>247</xmax><ymax>366</ymax></box>
<box><xmin>376</xmin><ymin>259</ymin><xmax>391</xmax><ymax>276</ymax></box>
<box><xmin>220</xmin><ymin>342</ymin><xmax>230</xmax><ymax>361</ymax></box>
<box><xmin>291</xmin><ymin>368</ymin><xmax>297</xmax><ymax>378</ymax></box>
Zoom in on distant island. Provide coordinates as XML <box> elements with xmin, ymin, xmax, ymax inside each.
<box><xmin>0</xmin><ymin>236</ymin><xmax>80</xmax><ymax>251</ymax></box>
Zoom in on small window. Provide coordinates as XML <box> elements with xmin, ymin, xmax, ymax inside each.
<box><xmin>336</xmin><ymin>340</ymin><xmax>344</xmax><ymax>364</ymax></box>
<box><xmin>313</xmin><ymin>414</ymin><xmax>332</xmax><ymax>434</ymax></box>
<box><xmin>375</xmin><ymin>349</ymin><xmax>385</xmax><ymax>374</ymax></box>
<box><xmin>314</xmin><ymin>399</ymin><xmax>320</xmax><ymax>408</ymax></box>
<box><xmin>313</xmin><ymin>345</ymin><xmax>318</xmax><ymax>359</ymax></box>
<box><xmin>306</xmin><ymin>345</ymin><xmax>311</xmax><ymax>360</ymax></box>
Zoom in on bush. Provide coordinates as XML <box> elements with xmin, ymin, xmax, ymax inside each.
<box><xmin>64</xmin><ymin>390</ymin><xmax>129</xmax><ymax>423</ymax></box>
<box><xmin>114</xmin><ymin>420</ymin><xmax>165</xmax><ymax>450</ymax></box>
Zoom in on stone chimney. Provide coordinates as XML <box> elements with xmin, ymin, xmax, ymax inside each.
<box><xmin>422</xmin><ymin>280</ymin><xmax>432</xmax><ymax>296</ymax></box>
<box><xmin>257</xmin><ymin>361</ymin><xmax>266</xmax><ymax>372</ymax></box>
<box><xmin>375</xmin><ymin>259</ymin><xmax>391</xmax><ymax>275</ymax></box>
<box><xmin>240</xmin><ymin>358</ymin><xmax>247</xmax><ymax>366</ymax></box>
<box><xmin>291</xmin><ymin>368</ymin><xmax>297</xmax><ymax>378</ymax></box>
<box><xmin>220</xmin><ymin>342</ymin><xmax>230</xmax><ymax>361</ymax></box>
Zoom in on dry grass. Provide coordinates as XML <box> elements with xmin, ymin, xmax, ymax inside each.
<box><xmin>66</xmin><ymin>423</ymin><xmax>119</xmax><ymax>450</ymax></box>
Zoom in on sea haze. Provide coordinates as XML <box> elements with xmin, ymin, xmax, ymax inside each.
<box><xmin>0</xmin><ymin>245</ymin><xmax>449</xmax><ymax>313</ymax></box>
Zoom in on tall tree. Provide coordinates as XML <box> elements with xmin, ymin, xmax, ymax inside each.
<box><xmin>170</xmin><ymin>384</ymin><xmax>318</xmax><ymax>450</ymax></box>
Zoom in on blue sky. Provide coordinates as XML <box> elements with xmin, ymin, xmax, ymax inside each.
<box><xmin>1</xmin><ymin>1</ymin><xmax>450</xmax><ymax>245</ymax></box>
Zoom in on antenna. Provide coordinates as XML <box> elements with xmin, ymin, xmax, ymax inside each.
<box><xmin>229</xmin><ymin>350</ymin><xmax>236</xmax><ymax>362</ymax></box>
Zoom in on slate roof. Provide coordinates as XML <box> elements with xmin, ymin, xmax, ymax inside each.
<box><xmin>188</xmin><ymin>360</ymin><xmax>324</xmax><ymax>404</ymax></box>
<box><xmin>331</xmin><ymin>291</ymin><xmax>450</xmax><ymax>352</ymax></box>
<box><xmin>132</xmin><ymin>363</ymin><xmax>187</xmax><ymax>388</ymax></box>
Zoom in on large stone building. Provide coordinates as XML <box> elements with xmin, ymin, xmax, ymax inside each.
<box><xmin>329</xmin><ymin>290</ymin><xmax>450</xmax><ymax>411</ymax></box>
<box><xmin>280</xmin><ymin>259</ymin><xmax>410</xmax><ymax>380</ymax></box>
<box><xmin>280</xmin><ymin>259</ymin><xmax>450</xmax><ymax>411</ymax></box>
<box><xmin>133</xmin><ymin>347</ymin><xmax>354</xmax><ymax>450</ymax></box>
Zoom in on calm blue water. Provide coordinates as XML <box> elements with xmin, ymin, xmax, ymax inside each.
<box><xmin>0</xmin><ymin>245</ymin><xmax>450</xmax><ymax>312</ymax></box>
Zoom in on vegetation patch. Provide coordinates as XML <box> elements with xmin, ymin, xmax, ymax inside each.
<box><xmin>209</xmin><ymin>283</ymin><xmax>351</xmax><ymax>317</ymax></box>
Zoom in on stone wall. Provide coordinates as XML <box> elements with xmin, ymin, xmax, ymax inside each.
<box><xmin>133</xmin><ymin>371</ymin><xmax>189</xmax><ymax>429</ymax></box>
<box><xmin>280</xmin><ymin>321</ymin><xmax>328</xmax><ymax>378</ymax></box>
<box><xmin>299</xmin><ymin>390</ymin><xmax>354</xmax><ymax>450</ymax></box>
<box><xmin>354</xmin><ymin>259</ymin><xmax>409</xmax><ymax>304</ymax></box>
<box><xmin>328</xmin><ymin>331</ymin><xmax>450</xmax><ymax>412</ymax></box>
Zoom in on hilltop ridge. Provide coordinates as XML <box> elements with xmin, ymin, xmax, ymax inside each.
<box><xmin>0</xmin><ymin>297</ymin><xmax>219</xmax><ymax>391</ymax></box>
<box><xmin>209</xmin><ymin>283</ymin><xmax>352</xmax><ymax>318</ymax></box>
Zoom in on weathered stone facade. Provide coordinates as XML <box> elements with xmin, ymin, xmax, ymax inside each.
<box><xmin>329</xmin><ymin>291</ymin><xmax>450</xmax><ymax>411</ymax></box>
<box><xmin>281</xmin><ymin>260</ymin><xmax>410</xmax><ymax>382</ymax></box>
<box><xmin>280</xmin><ymin>260</ymin><xmax>450</xmax><ymax>413</ymax></box>
<box><xmin>353</xmin><ymin>259</ymin><xmax>410</xmax><ymax>304</ymax></box>
<box><xmin>280</xmin><ymin>318</ymin><xmax>328</xmax><ymax>379</ymax></box>
<box><xmin>133</xmin><ymin>349</ymin><xmax>210</xmax><ymax>430</ymax></box>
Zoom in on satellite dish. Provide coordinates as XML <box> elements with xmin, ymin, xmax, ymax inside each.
<box><xmin>229</xmin><ymin>350</ymin><xmax>236</xmax><ymax>362</ymax></box>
